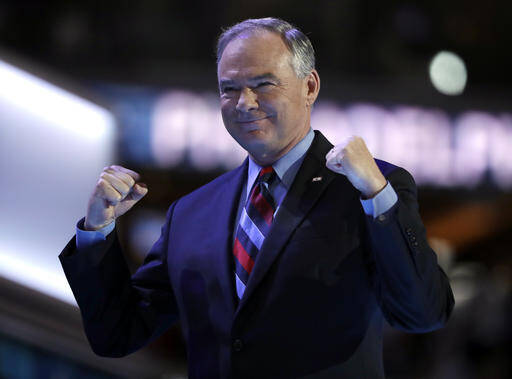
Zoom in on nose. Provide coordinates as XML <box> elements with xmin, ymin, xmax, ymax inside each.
<box><xmin>236</xmin><ymin>88</ymin><xmax>258</xmax><ymax>112</ymax></box>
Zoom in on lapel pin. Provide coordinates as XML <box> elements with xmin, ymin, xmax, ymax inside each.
<box><xmin>312</xmin><ymin>176</ymin><xmax>323</xmax><ymax>182</ymax></box>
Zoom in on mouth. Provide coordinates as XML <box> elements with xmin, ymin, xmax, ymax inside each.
<box><xmin>236</xmin><ymin>116</ymin><xmax>270</xmax><ymax>124</ymax></box>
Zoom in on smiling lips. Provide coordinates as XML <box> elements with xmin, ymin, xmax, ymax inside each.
<box><xmin>236</xmin><ymin>116</ymin><xmax>268</xmax><ymax>123</ymax></box>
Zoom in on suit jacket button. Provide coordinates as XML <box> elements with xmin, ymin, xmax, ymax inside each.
<box><xmin>377</xmin><ymin>214</ymin><xmax>387</xmax><ymax>222</ymax></box>
<box><xmin>405</xmin><ymin>228</ymin><xmax>413</xmax><ymax>235</ymax></box>
<box><xmin>233</xmin><ymin>339</ymin><xmax>243</xmax><ymax>352</ymax></box>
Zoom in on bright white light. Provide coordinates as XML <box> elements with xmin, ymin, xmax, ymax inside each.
<box><xmin>345</xmin><ymin>104</ymin><xmax>392</xmax><ymax>157</ymax></box>
<box><xmin>0</xmin><ymin>58</ymin><xmax>115</xmax><ymax>305</ymax></box>
<box><xmin>151</xmin><ymin>91</ymin><xmax>191</xmax><ymax>167</ymax></box>
<box><xmin>0</xmin><ymin>249</ymin><xmax>75</xmax><ymax>305</ymax></box>
<box><xmin>429</xmin><ymin>51</ymin><xmax>468</xmax><ymax>95</ymax></box>
<box><xmin>0</xmin><ymin>59</ymin><xmax>114</xmax><ymax>139</ymax></box>
<box><xmin>488</xmin><ymin>114</ymin><xmax>512</xmax><ymax>188</ymax></box>
<box><xmin>311</xmin><ymin>102</ymin><xmax>353</xmax><ymax>145</ymax></box>
<box><xmin>453</xmin><ymin>112</ymin><xmax>490</xmax><ymax>186</ymax></box>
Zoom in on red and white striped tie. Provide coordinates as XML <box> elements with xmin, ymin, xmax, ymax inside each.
<box><xmin>233</xmin><ymin>166</ymin><xmax>276</xmax><ymax>298</ymax></box>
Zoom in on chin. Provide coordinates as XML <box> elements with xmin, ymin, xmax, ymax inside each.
<box><xmin>241</xmin><ymin>138</ymin><xmax>269</xmax><ymax>152</ymax></box>
<box><xmin>235</xmin><ymin>128</ymin><xmax>270</xmax><ymax>145</ymax></box>
<box><xmin>238</xmin><ymin>135</ymin><xmax>268</xmax><ymax>152</ymax></box>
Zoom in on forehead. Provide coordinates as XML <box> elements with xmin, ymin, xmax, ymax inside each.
<box><xmin>217</xmin><ymin>31</ymin><xmax>294</xmax><ymax>79</ymax></box>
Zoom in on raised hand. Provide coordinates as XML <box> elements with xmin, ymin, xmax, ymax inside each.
<box><xmin>84</xmin><ymin>165</ymin><xmax>148</xmax><ymax>231</ymax></box>
<box><xmin>325</xmin><ymin>136</ymin><xmax>387</xmax><ymax>199</ymax></box>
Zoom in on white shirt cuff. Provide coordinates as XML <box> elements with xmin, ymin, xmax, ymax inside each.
<box><xmin>360</xmin><ymin>181</ymin><xmax>398</xmax><ymax>218</ymax></box>
<box><xmin>76</xmin><ymin>218</ymin><xmax>115</xmax><ymax>249</ymax></box>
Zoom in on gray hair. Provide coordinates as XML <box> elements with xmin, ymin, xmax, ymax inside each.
<box><xmin>216</xmin><ymin>17</ymin><xmax>315</xmax><ymax>78</ymax></box>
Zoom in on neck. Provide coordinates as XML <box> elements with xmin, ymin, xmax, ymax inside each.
<box><xmin>250</xmin><ymin>126</ymin><xmax>310</xmax><ymax>166</ymax></box>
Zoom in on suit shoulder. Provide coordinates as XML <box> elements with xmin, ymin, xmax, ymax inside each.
<box><xmin>375</xmin><ymin>159</ymin><xmax>401</xmax><ymax>177</ymax></box>
<box><xmin>375</xmin><ymin>159</ymin><xmax>417</xmax><ymax>196</ymax></box>
<box><xmin>173</xmin><ymin>163</ymin><xmax>245</xmax><ymax>208</ymax></box>
<box><xmin>375</xmin><ymin>159</ymin><xmax>415</xmax><ymax>179</ymax></box>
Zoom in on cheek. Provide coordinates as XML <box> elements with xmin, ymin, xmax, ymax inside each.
<box><xmin>220</xmin><ymin>101</ymin><xmax>234</xmax><ymax>120</ymax></box>
<box><xmin>220</xmin><ymin>107</ymin><xmax>233</xmax><ymax>134</ymax></box>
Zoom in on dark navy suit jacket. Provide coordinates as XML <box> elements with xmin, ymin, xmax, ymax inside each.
<box><xmin>60</xmin><ymin>131</ymin><xmax>454</xmax><ymax>378</ymax></box>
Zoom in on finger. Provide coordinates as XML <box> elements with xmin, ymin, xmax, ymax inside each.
<box><xmin>128</xmin><ymin>183</ymin><xmax>149</xmax><ymax>201</ymax></box>
<box><xmin>325</xmin><ymin>146</ymin><xmax>338</xmax><ymax>161</ymax></box>
<box><xmin>104</xmin><ymin>168</ymin><xmax>136</xmax><ymax>188</ymax></box>
<box><xmin>101</xmin><ymin>172</ymin><xmax>132</xmax><ymax>197</ymax></box>
<box><xmin>326</xmin><ymin>154</ymin><xmax>346</xmax><ymax>175</ymax></box>
<box><xmin>326</xmin><ymin>154</ymin><xmax>342</xmax><ymax>168</ymax></box>
<box><xmin>96</xmin><ymin>178</ymin><xmax>123</xmax><ymax>204</ymax></box>
<box><xmin>349</xmin><ymin>136</ymin><xmax>369</xmax><ymax>154</ymax></box>
<box><xmin>327</xmin><ymin>148</ymin><xmax>344</xmax><ymax>164</ymax></box>
<box><xmin>106</xmin><ymin>165</ymin><xmax>141</xmax><ymax>182</ymax></box>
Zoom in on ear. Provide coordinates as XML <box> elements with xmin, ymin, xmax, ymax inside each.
<box><xmin>304</xmin><ymin>69</ymin><xmax>320</xmax><ymax>107</ymax></box>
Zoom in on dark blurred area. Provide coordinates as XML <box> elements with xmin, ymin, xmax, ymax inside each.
<box><xmin>0</xmin><ymin>1</ymin><xmax>511</xmax><ymax>378</ymax></box>
<box><xmin>1</xmin><ymin>0</ymin><xmax>511</xmax><ymax>87</ymax></box>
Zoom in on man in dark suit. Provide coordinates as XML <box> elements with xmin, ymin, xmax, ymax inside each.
<box><xmin>60</xmin><ymin>18</ymin><xmax>454</xmax><ymax>378</ymax></box>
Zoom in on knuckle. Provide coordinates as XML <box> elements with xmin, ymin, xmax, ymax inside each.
<box><xmin>121</xmin><ymin>173</ymin><xmax>135</xmax><ymax>186</ymax></box>
<box><xmin>119</xmin><ymin>186</ymin><xmax>130</xmax><ymax>196</ymax></box>
<box><xmin>107</xmin><ymin>192</ymin><xmax>121</xmax><ymax>203</ymax></box>
<box><xmin>97</xmin><ymin>177</ymin><xmax>107</xmax><ymax>187</ymax></box>
<box><xmin>94</xmin><ymin>182</ymin><xmax>107</xmax><ymax>197</ymax></box>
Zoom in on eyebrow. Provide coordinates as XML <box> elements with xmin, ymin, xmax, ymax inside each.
<box><xmin>248</xmin><ymin>73</ymin><xmax>280</xmax><ymax>84</ymax></box>
<box><xmin>219</xmin><ymin>73</ymin><xmax>281</xmax><ymax>89</ymax></box>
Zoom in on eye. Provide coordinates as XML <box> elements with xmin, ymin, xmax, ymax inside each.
<box><xmin>256</xmin><ymin>82</ymin><xmax>273</xmax><ymax>88</ymax></box>
<box><xmin>220</xmin><ymin>86</ymin><xmax>239</xmax><ymax>98</ymax></box>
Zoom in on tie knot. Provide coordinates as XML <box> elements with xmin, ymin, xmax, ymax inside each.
<box><xmin>258</xmin><ymin>166</ymin><xmax>276</xmax><ymax>185</ymax></box>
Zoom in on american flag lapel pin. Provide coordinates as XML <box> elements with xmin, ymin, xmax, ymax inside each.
<box><xmin>312</xmin><ymin>176</ymin><xmax>323</xmax><ymax>182</ymax></box>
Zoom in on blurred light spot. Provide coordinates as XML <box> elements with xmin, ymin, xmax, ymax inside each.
<box><xmin>429</xmin><ymin>51</ymin><xmax>467</xmax><ymax>95</ymax></box>
<box><xmin>0</xmin><ymin>59</ymin><xmax>114</xmax><ymax>139</ymax></box>
<box><xmin>151</xmin><ymin>90</ymin><xmax>246</xmax><ymax>170</ymax></box>
<box><xmin>453</xmin><ymin>112</ymin><xmax>491</xmax><ymax>187</ymax></box>
<box><xmin>146</xmin><ymin>90</ymin><xmax>512</xmax><ymax>188</ymax></box>
<box><xmin>128</xmin><ymin>210</ymin><xmax>167</xmax><ymax>260</ymax></box>
<box><xmin>489</xmin><ymin>114</ymin><xmax>512</xmax><ymax>188</ymax></box>
<box><xmin>311</xmin><ymin>102</ymin><xmax>352</xmax><ymax>146</ymax></box>
<box><xmin>151</xmin><ymin>91</ymin><xmax>191</xmax><ymax>167</ymax></box>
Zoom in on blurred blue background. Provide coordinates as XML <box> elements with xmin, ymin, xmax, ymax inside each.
<box><xmin>0</xmin><ymin>1</ymin><xmax>510</xmax><ymax>378</ymax></box>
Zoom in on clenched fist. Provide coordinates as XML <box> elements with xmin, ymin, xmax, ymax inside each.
<box><xmin>84</xmin><ymin>165</ymin><xmax>148</xmax><ymax>231</ymax></box>
<box><xmin>325</xmin><ymin>136</ymin><xmax>387</xmax><ymax>199</ymax></box>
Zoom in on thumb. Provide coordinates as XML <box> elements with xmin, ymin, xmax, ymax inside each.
<box><xmin>130</xmin><ymin>183</ymin><xmax>148</xmax><ymax>201</ymax></box>
<box><xmin>326</xmin><ymin>154</ymin><xmax>346</xmax><ymax>175</ymax></box>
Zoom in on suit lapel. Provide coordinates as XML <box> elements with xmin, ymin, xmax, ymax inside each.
<box><xmin>211</xmin><ymin>159</ymin><xmax>248</xmax><ymax>316</ymax></box>
<box><xmin>236</xmin><ymin>131</ymin><xmax>337</xmax><ymax>314</ymax></box>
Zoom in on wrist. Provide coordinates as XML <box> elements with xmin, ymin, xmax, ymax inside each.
<box><xmin>361</xmin><ymin>177</ymin><xmax>387</xmax><ymax>199</ymax></box>
<box><xmin>84</xmin><ymin>218</ymin><xmax>112</xmax><ymax>231</ymax></box>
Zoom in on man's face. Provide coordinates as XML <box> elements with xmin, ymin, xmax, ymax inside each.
<box><xmin>217</xmin><ymin>31</ymin><xmax>315</xmax><ymax>165</ymax></box>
